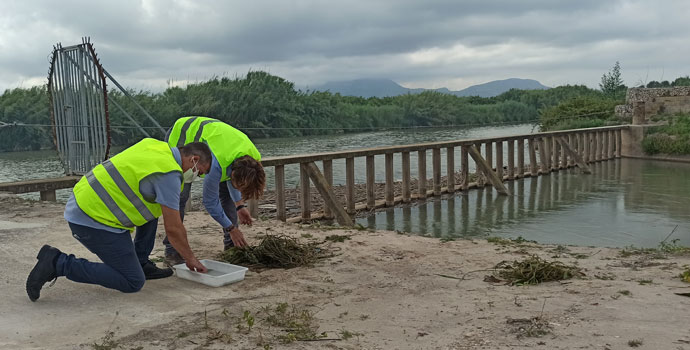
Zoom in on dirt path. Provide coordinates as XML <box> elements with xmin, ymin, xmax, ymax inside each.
<box><xmin>2</xmin><ymin>195</ymin><xmax>690</xmax><ymax>349</ymax></box>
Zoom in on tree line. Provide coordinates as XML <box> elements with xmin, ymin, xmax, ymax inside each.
<box><xmin>1</xmin><ymin>69</ymin><xmax>688</xmax><ymax>152</ymax></box>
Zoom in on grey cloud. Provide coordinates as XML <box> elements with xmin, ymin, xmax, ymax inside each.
<box><xmin>1</xmin><ymin>0</ymin><xmax>689</xmax><ymax>92</ymax></box>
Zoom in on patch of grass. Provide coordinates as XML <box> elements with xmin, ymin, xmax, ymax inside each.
<box><xmin>643</xmin><ymin>114</ymin><xmax>690</xmax><ymax>155</ymax></box>
<box><xmin>487</xmin><ymin>237</ymin><xmax>510</xmax><ymax>244</ymax></box>
<box><xmin>301</xmin><ymin>233</ymin><xmax>313</xmax><ymax>238</ymax></box>
<box><xmin>339</xmin><ymin>329</ymin><xmax>362</xmax><ymax>340</ymax></box>
<box><xmin>618</xmin><ymin>290</ymin><xmax>632</xmax><ymax>296</ymax></box>
<box><xmin>658</xmin><ymin>239</ymin><xmax>690</xmax><ymax>254</ymax></box>
<box><xmin>262</xmin><ymin>303</ymin><xmax>327</xmax><ymax>343</ymax></box>
<box><xmin>638</xmin><ymin>279</ymin><xmax>653</xmax><ymax>285</ymax></box>
<box><xmin>440</xmin><ymin>236</ymin><xmax>456</xmax><ymax>242</ymax></box>
<box><xmin>619</xmin><ymin>246</ymin><xmax>659</xmax><ymax>258</ymax></box>
<box><xmin>324</xmin><ymin>234</ymin><xmax>351</xmax><ymax>243</ymax></box>
<box><xmin>628</xmin><ymin>339</ymin><xmax>643</xmax><ymax>347</ymax></box>
<box><xmin>243</xmin><ymin>310</ymin><xmax>255</xmax><ymax>332</ymax></box>
<box><xmin>680</xmin><ymin>269</ymin><xmax>690</xmax><ymax>283</ymax></box>
<box><xmin>221</xmin><ymin>235</ymin><xmax>325</xmax><ymax>268</ymax></box>
<box><xmin>494</xmin><ymin>255</ymin><xmax>584</xmax><ymax>285</ymax></box>
<box><xmin>620</xmin><ymin>239</ymin><xmax>690</xmax><ymax>259</ymax></box>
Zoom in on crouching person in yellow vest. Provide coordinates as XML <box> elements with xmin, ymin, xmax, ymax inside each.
<box><xmin>164</xmin><ymin>116</ymin><xmax>265</xmax><ymax>265</ymax></box>
<box><xmin>25</xmin><ymin>139</ymin><xmax>212</xmax><ymax>302</ymax></box>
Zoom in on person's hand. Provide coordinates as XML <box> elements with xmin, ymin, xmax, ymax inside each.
<box><xmin>186</xmin><ymin>257</ymin><xmax>207</xmax><ymax>273</ymax></box>
<box><xmin>237</xmin><ymin>207</ymin><xmax>253</xmax><ymax>226</ymax></box>
<box><xmin>226</xmin><ymin>226</ymin><xmax>248</xmax><ymax>247</ymax></box>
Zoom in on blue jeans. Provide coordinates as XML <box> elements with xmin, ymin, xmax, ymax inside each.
<box><xmin>56</xmin><ymin>219</ymin><xmax>158</xmax><ymax>293</ymax></box>
<box><xmin>163</xmin><ymin>181</ymin><xmax>238</xmax><ymax>255</ymax></box>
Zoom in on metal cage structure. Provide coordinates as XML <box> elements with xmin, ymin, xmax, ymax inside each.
<box><xmin>47</xmin><ymin>38</ymin><xmax>111</xmax><ymax>175</ymax></box>
<box><xmin>47</xmin><ymin>38</ymin><xmax>166</xmax><ymax>175</ymax></box>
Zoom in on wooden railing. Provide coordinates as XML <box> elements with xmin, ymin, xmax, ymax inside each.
<box><xmin>0</xmin><ymin>176</ymin><xmax>80</xmax><ymax>201</ymax></box>
<box><xmin>250</xmin><ymin>125</ymin><xmax>627</xmax><ymax>225</ymax></box>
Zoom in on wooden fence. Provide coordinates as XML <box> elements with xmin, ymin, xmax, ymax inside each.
<box><xmin>250</xmin><ymin>125</ymin><xmax>626</xmax><ymax>225</ymax></box>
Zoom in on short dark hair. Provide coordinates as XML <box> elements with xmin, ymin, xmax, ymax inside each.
<box><xmin>231</xmin><ymin>155</ymin><xmax>265</xmax><ymax>200</ymax></box>
<box><xmin>178</xmin><ymin>142</ymin><xmax>212</xmax><ymax>166</ymax></box>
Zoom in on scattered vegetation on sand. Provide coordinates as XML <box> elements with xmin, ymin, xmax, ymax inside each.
<box><xmin>91</xmin><ymin>331</ymin><xmax>118</xmax><ymax>350</ymax></box>
<box><xmin>262</xmin><ymin>302</ymin><xmax>329</xmax><ymax>343</ymax></box>
<box><xmin>679</xmin><ymin>269</ymin><xmax>690</xmax><ymax>283</ymax></box>
<box><xmin>324</xmin><ymin>234</ymin><xmax>352</xmax><ymax>243</ymax></box>
<box><xmin>487</xmin><ymin>236</ymin><xmax>536</xmax><ymax>246</ymax></box>
<box><xmin>628</xmin><ymin>339</ymin><xmax>644</xmax><ymax>347</ymax></box>
<box><xmin>620</xmin><ymin>239</ymin><xmax>690</xmax><ymax>259</ymax></box>
<box><xmin>221</xmin><ymin>235</ymin><xmax>325</xmax><ymax>268</ymax></box>
<box><xmin>507</xmin><ymin>317</ymin><xmax>553</xmax><ymax>338</ymax></box>
<box><xmin>494</xmin><ymin>255</ymin><xmax>584</xmax><ymax>285</ymax></box>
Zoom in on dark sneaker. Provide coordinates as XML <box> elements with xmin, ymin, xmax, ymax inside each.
<box><xmin>142</xmin><ymin>260</ymin><xmax>173</xmax><ymax>280</ymax></box>
<box><xmin>26</xmin><ymin>245</ymin><xmax>62</xmax><ymax>302</ymax></box>
<box><xmin>164</xmin><ymin>251</ymin><xmax>185</xmax><ymax>267</ymax></box>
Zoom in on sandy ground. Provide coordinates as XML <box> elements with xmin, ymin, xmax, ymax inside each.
<box><xmin>2</xmin><ymin>195</ymin><xmax>690</xmax><ymax>350</ymax></box>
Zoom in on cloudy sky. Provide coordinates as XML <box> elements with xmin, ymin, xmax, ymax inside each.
<box><xmin>1</xmin><ymin>0</ymin><xmax>688</xmax><ymax>93</ymax></box>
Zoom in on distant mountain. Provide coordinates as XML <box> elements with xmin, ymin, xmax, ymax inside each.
<box><xmin>310</xmin><ymin>78</ymin><xmax>550</xmax><ymax>98</ymax></box>
<box><xmin>455</xmin><ymin>78</ymin><xmax>550</xmax><ymax>97</ymax></box>
<box><xmin>310</xmin><ymin>79</ymin><xmax>410</xmax><ymax>98</ymax></box>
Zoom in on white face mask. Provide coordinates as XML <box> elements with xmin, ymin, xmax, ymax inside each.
<box><xmin>182</xmin><ymin>158</ymin><xmax>199</xmax><ymax>183</ymax></box>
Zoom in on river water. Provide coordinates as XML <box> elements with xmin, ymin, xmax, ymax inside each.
<box><xmin>1</xmin><ymin>123</ymin><xmax>688</xmax><ymax>248</ymax></box>
<box><xmin>0</xmin><ymin>123</ymin><xmax>536</xmax><ymax>197</ymax></box>
<box><xmin>356</xmin><ymin>158</ymin><xmax>690</xmax><ymax>248</ymax></box>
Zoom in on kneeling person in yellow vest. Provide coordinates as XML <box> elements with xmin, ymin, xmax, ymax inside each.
<box><xmin>25</xmin><ymin>139</ymin><xmax>212</xmax><ymax>302</ymax></box>
<box><xmin>164</xmin><ymin>116</ymin><xmax>265</xmax><ymax>265</ymax></box>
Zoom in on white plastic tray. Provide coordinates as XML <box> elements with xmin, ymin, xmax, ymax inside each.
<box><xmin>173</xmin><ymin>259</ymin><xmax>248</xmax><ymax>287</ymax></box>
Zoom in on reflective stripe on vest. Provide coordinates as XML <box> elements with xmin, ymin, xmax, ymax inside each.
<box><xmin>74</xmin><ymin>138</ymin><xmax>182</xmax><ymax>230</ymax></box>
<box><xmin>168</xmin><ymin>117</ymin><xmax>261</xmax><ymax>182</ymax></box>
<box><xmin>194</xmin><ymin>119</ymin><xmax>221</xmax><ymax>142</ymax></box>
<box><xmin>101</xmin><ymin>159</ymin><xmax>156</xmax><ymax>223</ymax></box>
<box><xmin>174</xmin><ymin>117</ymin><xmax>222</xmax><ymax>146</ymax></box>
<box><xmin>85</xmin><ymin>169</ymin><xmax>135</xmax><ymax>228</ymax></box>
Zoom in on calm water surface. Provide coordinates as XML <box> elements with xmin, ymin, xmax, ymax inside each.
<box><xmin>357</xmin><ymin>159</ymin><xmax>690</xmax><ymax>248</ymax></box>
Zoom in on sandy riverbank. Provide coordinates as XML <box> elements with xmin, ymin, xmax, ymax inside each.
<box><xmin>2</xmin><ymin>195</ymin><xmax>690</xmax><ymax>350</ymax></box>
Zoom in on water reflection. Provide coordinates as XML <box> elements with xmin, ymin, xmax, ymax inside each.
<box><xmin>357</xmin><ymin>159</ymin><xmax>690</xmax><ymax>248</ymax></box>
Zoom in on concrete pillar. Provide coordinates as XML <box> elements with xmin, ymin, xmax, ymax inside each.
<box><xmin>40</xmin><ymin>190</ymin><xmax>56</xmax><ymax>202</ymax></box>
<box><xmin>621</xmin><ymin>125</ymin><xmax>646</xmax><ymax>158</ymax></box>
<box><xmin>632</xmin><ymin>101</ymin><xmax>646</xmax><ymax>125</ymax></box>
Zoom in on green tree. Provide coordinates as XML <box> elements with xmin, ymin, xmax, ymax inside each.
<box><xmin>672</xmin><ymin>76</ymin><xmax>690</xmax><ymax>86</ymax></box>
<box><xmin>599</xmin><ymin>61</ymin><xmax>626</xmax><ymax>97</ymax></box>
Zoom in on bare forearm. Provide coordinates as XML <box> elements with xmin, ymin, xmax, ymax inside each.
<box><xmin>165</xmin><ymin>224</ymin><xmax>196</xmax><ymax>260</ymax></box>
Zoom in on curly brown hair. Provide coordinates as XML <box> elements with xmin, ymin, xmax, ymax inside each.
<box><xmin>230</xmin><ymin>155</ymin><xmax>265</xmax><ymax>200</ymax></box>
